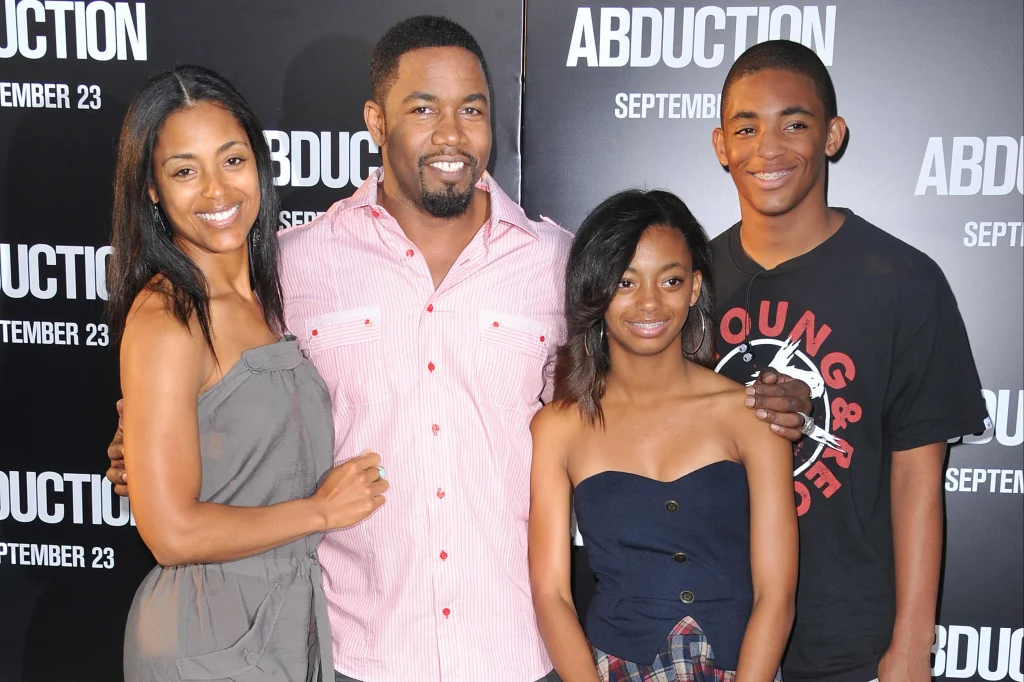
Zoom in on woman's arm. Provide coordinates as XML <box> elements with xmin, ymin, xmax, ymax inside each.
<box><xmin>529</xmin><ymin>405</ymin><xmax>600</xmax><ymax>682</ymax></box>
<box><xmin>121</xmin><ymin>300</ymin><xmax>386</xmax><ymax>566</ymax></box>
<box><xmin>732</xmin><ymin>395</ymin><xmax>799</xmax><ymax>682</ymax></box>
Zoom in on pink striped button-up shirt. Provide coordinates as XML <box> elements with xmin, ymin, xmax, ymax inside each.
<box><xmin>278</xmin><ymin>169</ymin><xmax>572</xmax><ymax>682</ymax></box>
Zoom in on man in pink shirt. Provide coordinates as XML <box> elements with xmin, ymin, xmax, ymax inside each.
<box><xmin>281</xmin><ymin>16</ymin><xmax>572</xmax><ymax>682</ymax></box>
<box><xmin>107</xmin><ymin>16</ymin><xmax>811</xmax><ymax>682</ymax></box>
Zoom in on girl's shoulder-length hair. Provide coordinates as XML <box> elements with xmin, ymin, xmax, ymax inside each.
<box><xmin>552</xmin><ymin>188</ymin><xmax>716</xmax><ymax>426</ymax></box>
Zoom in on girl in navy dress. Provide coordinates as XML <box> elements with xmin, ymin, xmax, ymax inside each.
<box><xmin>529</xmin><ymin>189</ymin><xmax>797</xmax><ymax>682</ymax></box>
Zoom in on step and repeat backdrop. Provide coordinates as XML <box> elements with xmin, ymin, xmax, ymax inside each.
<box><xmin>521</xmin><ymin>2</ymin><xmax>1023</xmax><ymax>682</ymax></box>
<box><xmin>0</xmin><ymin>1</ymin><xmax>525</xmax><ymax>679</ymax></box>
<box><xmin>0</xmin><ymin>0</ymin><xmax>1020</xmax><ymax>680</ymax></box>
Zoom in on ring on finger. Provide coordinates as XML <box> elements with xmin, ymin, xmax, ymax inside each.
<box><xmin>797</xmin><ymin>412</ymin><xmax>815</xmax><ymax>436</ymax></box>
<box><xmin>376</xmin><ymin>465</ymin><xmax>386</xmax><ymax>481</ymax></box>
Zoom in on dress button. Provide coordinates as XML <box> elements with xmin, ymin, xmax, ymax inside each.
<box><xmin>440</xmin><ymin>550</ymin><xmax>448</xmax><ymax>560</ymax></box>
<box><xmin>680</xmin><ymin>590</ymin><xmax>695</xmax><ymax>604</ymax></box>
<box><xmin>436</xmin><ymin>488</ymin><xmax>445</xmax><ymax>499</ymax></box>
<box><xmin>431</xmin><ymin>424</ymin><xmax>440</xmax><ymax>436</ymax></box>
<box><xmin>244</xmin><ymin>648</ymin><xmax>259</xmax><ymax>664</ymax></box>
<box><xmin>406</xmin><ymin>249</ymin><xmax>415</xmax><ymax>257</ymax></box>
<box><xmin>428</xmin><ymin>362</ymin><xmax>435</xmax><ymax>372</ymax></box>
<box><xmin>426</xmin><ymin>304</ymin><xmax>434</xmax><ymax>312</ymax></box>
<box><xmin>371</xmin><ymin>209</ymin><xmax>380</xmax><ymax>218</ymax></box>
<box><xmin>442</xmin><ymin>607</ymin><xmax>451</xmax><ymax>618</ymax></box>
<box><xmin>665</xmin><ymin>500</ymin><xmax>679</xmax><ymax>512</ymax></box>
<box><xmin>673</xmin><ymin>552</ymin><xmax>688</xmax><ymax>563</ymax></box>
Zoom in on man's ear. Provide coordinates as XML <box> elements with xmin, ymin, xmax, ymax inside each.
<box><xmin>365</xmin><ymin>100</ymin><xmax>386</xmax><ymax>148</ymax></box>
<box><xmin>825</xmin><ymin>116</ymin><xmax>847</xmax><ymax>158</ymax></box>
<box><xmin>712</xmin><ymin>128</ymin><xmax>729</xmax><ymax>168</ymax></box>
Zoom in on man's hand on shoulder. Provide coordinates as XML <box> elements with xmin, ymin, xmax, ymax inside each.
<box><xmin>745</xmin><ymin>369</ymin><xmax>813</xmax><ymax>442</ymax></box>
<box><xmin>105</xmin><ymin>399</ymin><xmax>129</xmax><ymax>497</ymax></box>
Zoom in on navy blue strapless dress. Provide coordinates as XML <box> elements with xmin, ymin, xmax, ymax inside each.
<box><xmin>574</xmin><ymin>460</ymin><xmax>771</xmax><ymax>681</ymax></box>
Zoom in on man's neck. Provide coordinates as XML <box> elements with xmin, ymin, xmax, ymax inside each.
<box><xmin>738</xmin><ymin>197</ymin><xmax>845</xmax><ymax>270</ymax></box>
<box><xmin>377</xmin><ymin>176</ymin><xmax>490</xmax><ymax>253</ymax></box>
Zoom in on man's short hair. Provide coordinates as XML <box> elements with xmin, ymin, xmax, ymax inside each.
<box><xmin>370</xmin><ymin>15</ymin><xmax>491</xmax><ymax>105</ymax></box>
<box><xmin>722</xmin><ymin>40</ymin><xmax>838</xmax><ymax>120</ymax></box>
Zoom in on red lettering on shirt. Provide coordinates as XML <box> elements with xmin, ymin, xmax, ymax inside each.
<box><xmin>821</xmin><ymin>351</ymin><xmax>856</xmax><ymax>389</ymax></box>
<box><xmin>787</xmin><ymin>310</ymin><xmax>832</xmax><ymax>357</ymax></box>
<box><xmin>795</xmin><ymin>481</ymin><xmax>812</xmax><ymax>516</ymax></box>
<box><xmin>721</xmin><ymin>307</ymin><xmax>751</xmax><ymax>345</ymax></box>
<box><xmin>824</xmin><ymin>438</ymin><xmax>854</xmax><ymax>469</ymax></box>
<box><xmin>831</xmin><ymin>398</ymin><xmax>863</xmax><ymax>430</ymax></box>
<box><xmin>758</xmin><ymin>300</ymin><xmax>789</xmax><ymax>337</ymax></box>
<box><xmin>804</xmin><ymin>461</ymin><xmax>841</xmax><ymax>498</ymax></box>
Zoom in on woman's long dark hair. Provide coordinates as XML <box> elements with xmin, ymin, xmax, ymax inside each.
<box><xmin>553</xmin><ymin>189</ymin><xmax>716</xmax><ymax>426</ymax></box>
<box><xmin>106</xmin><ymin>65</ymin><xmax>284</xmax><ymax>351</ymax></box>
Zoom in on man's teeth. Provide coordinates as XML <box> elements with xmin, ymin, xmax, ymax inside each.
<box><xmin>631</xmin><ymin>321</ymin><xmax>665</xmax><ymax>329</ymax></box>
<box><xmin>755</xmin><ymin>170</ymin><xmax>790</xmax><ymax>180</ymax></box>
<box><xmin>431</xmin><ymin>161</ymin><xmax>465</xmax><ymax>172</ymax></box>
<box><xmin>198</xmin><ymin>205</ymin><xmax>239</xmax><ymax>221</ymax></box>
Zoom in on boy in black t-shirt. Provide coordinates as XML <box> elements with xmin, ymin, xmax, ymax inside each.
<box><xmin>709</xmin><ymin>41</ymin><xmax>989</xmax><ymax>682</ymax></box>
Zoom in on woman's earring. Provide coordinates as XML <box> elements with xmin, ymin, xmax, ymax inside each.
<box><xmin>683</xmin><ymin>308</ymin><xmax>707</xmax><ymax>356</ymax></box>
<box><xmin>585</xmin><ymin>320</ymin><xmax>606</xmax><ymax>358</ymax></box>
<box><xmin>152</xmin><ymin>203</ymin><xmax>171</xmax><ymax>236</ymax></box>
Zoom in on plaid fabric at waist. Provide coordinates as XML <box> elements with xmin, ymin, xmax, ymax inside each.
<box><xmin>591</xmin><ymin>616</ymin><xmax>783</xmax><ymax>682</ymax></box>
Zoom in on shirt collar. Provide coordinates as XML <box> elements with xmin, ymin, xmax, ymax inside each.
<box><xmin>341</xmin><ymin>167</ymin><xmax>540</xmax><ymax>241</ymax></box>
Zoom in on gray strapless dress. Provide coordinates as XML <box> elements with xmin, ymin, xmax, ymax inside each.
<box><xmin>124</xmin><ymin>337</ymin><xmax>335</xmax><ymax>681</ymax></box>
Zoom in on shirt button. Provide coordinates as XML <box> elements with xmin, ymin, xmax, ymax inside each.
<box><xmin>442</xmin><ymin>607</ymin><xmax>451</xmax><ymax>618</ymax></box>
<box><xmin>665</xmin><ymin>500</ymin><xmax>679</xmax><ymax>512</ymax></box>
<box><xmin>311</xmin><ymin>329</ymin><xmax>318</xmax><ymax>336</ymax></box>
<box><xmin>426</xmin><ymin>304</ymin><xmax>434</xmax><ymax>312</ymax></box>
<box><xmin>428</xmin><ymin>362</ymin><xmax>435</xmax><ymax>372</ymax></box>
<box><xmin>432</xmin><ymin>424</ymin><xmax>440</xmax><ymax>436</ymax></box>
<box><xmin>673</xmin><ymin>552</ymin><xmax>688</xmax><ymax>563</ymax></box>
<box><xmin>440</xmin><ymin>550</ymin><xmax>448</xmax><ymax>561</ymax></box>
<box><xmin>680</xmin><ymin>590</ymin><xmax>695</xmax><ymax>604</ymax></box>
<box><xmin>492</xmin><ymin>321</ymin><xmax>499</xmax><ymax>327</ymax></box>
<box><xmin>539</xmin><ymin>335</ymin><xmax>545</xmax><ymax>342</ymax></box>
<box><xmin>406</xmin><ymin>249</ymin><xmax>415</xmax><ymax>257</ymax></box>
<box><xmin>371</xmin><ymin>209</ymin><xmax>380</xmax><ymax>218</ymax></box>
<box><xmin>436</xmin><ymin>488</ymin><xmax>445</xmax><ymax>500</ymax></box>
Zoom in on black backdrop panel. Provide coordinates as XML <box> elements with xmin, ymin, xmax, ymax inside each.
<box><xmin>0</xmin><ymin>2</ymin><xmax>523</xmax><ymax>680</ymax></box>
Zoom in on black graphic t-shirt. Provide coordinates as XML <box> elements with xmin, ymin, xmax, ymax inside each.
<box><xmin>711</xmin><ymin>210</ymin><xmax>989</xmax><ymax>682</ymax></box>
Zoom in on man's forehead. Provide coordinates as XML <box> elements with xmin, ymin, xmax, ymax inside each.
<box><xmin>725</xmin><ymin>72</ymin><xmax>821</xmax><ymax>113</ymax></box>
<box><xmin>395</xmin><ymin>46</ymin><xmax>485</xmax><ymax>81</ymax></box>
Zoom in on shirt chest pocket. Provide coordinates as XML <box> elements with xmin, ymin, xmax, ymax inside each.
<box><xmin>304</xmin><ymin>306</ymin><xmax>389</xmax><ymax>407</ymax></box>
<box><xmin>475</xmin><ymin>310</ymin><xmax>551</xmax><ymax>411</ymax></box>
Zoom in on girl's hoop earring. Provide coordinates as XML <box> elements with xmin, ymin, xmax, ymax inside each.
<box><xmin>683</xmin><ymin>308</ymin><xmax>707</xmax><ymax>356</ymax></box>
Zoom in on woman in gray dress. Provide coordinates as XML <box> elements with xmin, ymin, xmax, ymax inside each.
<box><xmin>107</xmin><ymin>66</ymin><xmax>387</xmax><ymax>681</ymax></box>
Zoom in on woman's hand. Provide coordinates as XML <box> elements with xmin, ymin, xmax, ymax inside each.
<box><xmin>312</xmin><ymin>450</ymin><xmax>389</xmax><ymax>530</ymax></box>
